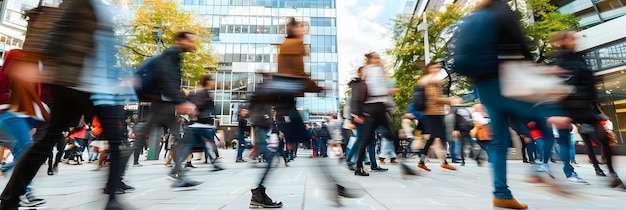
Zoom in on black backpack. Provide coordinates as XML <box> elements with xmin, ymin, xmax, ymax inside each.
<box><xmin>133</xmin><ymin>56</ymin><xmax>160</xmax><ymax>101</ymax></box>
<box><xmin>411</xmin><ymin>85</ymin><xmax>426</xmax><ymax>111</ymax></box>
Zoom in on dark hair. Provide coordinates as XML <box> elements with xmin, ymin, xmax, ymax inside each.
<box><xmin>425</xmin><ymin>62</ymin><xmax>439</xmax><ymax>69</ymax></box>
<box><xmin>200</xmin><ymin>74</ymin><xmax>214</xmax><ymax>87</ymax></box>
<box><xmin>365</xmin><ymin>52</ymin><xmax>377</xmax><ymax>59</ymax></box>
<box><xmin>175</xmin><ymin>31</ymin><xmax>195</xmax><ymax>40</ymax></box>
<box><xmin>357</xmin><ymin>66</ymin><xmax>364</xmax><ymax>74</ymax></box>
<box><xmin>286</xmin><ymin>17</ymin><xmax>301</xmax><ymax>38</ymax></box>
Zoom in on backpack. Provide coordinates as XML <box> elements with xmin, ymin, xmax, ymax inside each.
<box><xmin>133</xmin><ymin>56</ymin><xmax>161</xmax><ymax>101</ymax></box>
<box><xmin>451</xmin><ymin>9</ymin><xmax>500</xmax><ymax>79</ymax></box>
<box><xmin>411</xmin><ymin>85</ymin><xmax>426</xmax><ymax>111</ymax></box>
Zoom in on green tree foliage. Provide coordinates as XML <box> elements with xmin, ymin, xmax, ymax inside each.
<box><xmin>119</xmin><ymin>0</ymin><xmax>214</xmax><ymax>83</ymax></box>
<box><xmin>515</xmin><ymin>0</ymin><xmax>579</xmax><ymax>62</ymax></box>
<box><xmin>386</xmin><ymin>4</ymin><xmax>469</xmax><ymax>113</ymax></box>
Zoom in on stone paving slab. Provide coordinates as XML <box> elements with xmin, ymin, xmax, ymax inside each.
<box><xmin>1</xmin><ymin>150</ymin><xmax>626</xmax><ymax>209</ymax></box>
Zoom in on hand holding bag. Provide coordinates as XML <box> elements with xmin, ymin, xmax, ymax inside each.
<box><xmin>499</xmin><ymin>61</ymin><xmax>575</xmax><ymax>104</ymax></box>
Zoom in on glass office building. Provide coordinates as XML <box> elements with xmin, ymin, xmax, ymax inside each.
<box><xmin>180</xmin><ymin>0</ymin><xmax>339</xmax><ymax>125</ymax></box>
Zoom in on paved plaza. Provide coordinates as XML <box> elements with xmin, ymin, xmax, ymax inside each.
<box><xmin>2</xmin><ymin>149</ymin><xmax>625</xmax><ymax>210</ymax></box>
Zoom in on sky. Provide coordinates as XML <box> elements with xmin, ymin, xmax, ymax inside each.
<box><xmin>336</xmin><ymin>0</ymin><xmax>404</xmax><ymax>96</ymax></box>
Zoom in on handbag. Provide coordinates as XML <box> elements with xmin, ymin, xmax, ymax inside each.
<box><xmin>499</xmin><ymin>61</ymin><xmax>574</xmax><ymax>103</ymax></box>
<box><xmin>473</xmin><ymin>122</ymin><xmax>492</xmax><ymax>141</ymax></box>
<box><xmin>607</xmin><ymin>130</ymin><xmax>618</xmax><ymax>147</ymax></box>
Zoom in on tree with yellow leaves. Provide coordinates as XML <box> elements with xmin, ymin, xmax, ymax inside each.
<box><xmin>119</xmin><ymin>0</ymin><xmax>214</xmax><ymax>84</ymax></box>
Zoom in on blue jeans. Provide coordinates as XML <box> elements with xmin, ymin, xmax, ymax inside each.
<box><xmin>185</xmin><ymin>127</ymin><xmax>215</xmax><ymax>165</ymax></box>
<box><xmin>569</xmin><ymin>134</ymin><xmax>576</xmax><ymax>163</ymax></box>
<box><xmin>474</xmin><ymin>78</ymin><xmax>562</xmax><ymax>199</ymax></box>
<box><xmin>379</xmin><ymin>139</ymin><xmax>396</xmax><ymax>159</ymax></box>
<box><xmin>0</xmin><ymin>111</ymin><xmax>36</xmax><ymax>172</ymax></box>
<box><xmin>253</xmin><ymin>127</ymin><xmax>274</xmax><ymax>187</ymax></box>
<box><xmin>317</xmin><ymin>137</ymin><xmax>328</xmax><ymax>157</ymax></box>
<box><xmin>535</xmin><ymin>138</ymin><xmax>544</xmax><ymax>162</ymax></box>
<box><xmin>236</xmin><ymin>132</ymin><xmax>246</xmax><ymax>159</ymax></box>
<box><xmin>450</xmin><ymin>139</ymin><xmax>461</xmax><ymax>161</ymax></box>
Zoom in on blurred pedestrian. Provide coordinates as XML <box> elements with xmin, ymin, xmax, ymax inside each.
<box><xmin>0</xmin><ymin>0</ymin><xmax>137</xmax><ymax>208</ymax></box>
<box><xmin>132</xmin><ymin>31</ymin><xmax>203</xmax><ymax>191</ymax></box>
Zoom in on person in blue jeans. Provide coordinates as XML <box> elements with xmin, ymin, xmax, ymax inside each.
<box><xmin>0</xmin><ymin>49</ymin><xmax>49</xmax><ymax>207</ymax></box>
<box><xmin>235</xmin><ymin>109</ymin><xmax>250</xmax><ymax>162</ymax></box>
<box><xmin>453</xmin><ymin>0</ymin><xmax>575</xmax><ymax>208</ymax></box>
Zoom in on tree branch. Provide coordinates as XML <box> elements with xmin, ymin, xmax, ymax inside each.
<box><xmin>118</xmin><ymin>45</ymin><xmax>151</xmax><ymax>57</ymax></box>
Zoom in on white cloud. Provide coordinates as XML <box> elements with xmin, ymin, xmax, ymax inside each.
<box><xmin>336</xmin><ymin>0</ymin><xmax>394</xmax><ymax>98</ymax></box>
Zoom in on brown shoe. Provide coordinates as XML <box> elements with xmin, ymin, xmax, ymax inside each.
<box><xmin>389</xmin><ymin>158</ymin><xmax>399</xmax><ymax>165</ymax></box>
<box><xmin>441</xmin><ymin>163</ymin><xmax>457</xmax><ymax>171</ymax></box>
<box><xmin>492</xmin><ymin>198</ymin><xmax>528</xmax><ymax>209</ymax></box>
<box><xmin>417</xmin><ymin>163</ymin><xmax>431</xmax><ymax>172</ymax></box>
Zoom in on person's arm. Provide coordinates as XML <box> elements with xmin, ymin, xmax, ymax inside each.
<box><xmin>472</xmin><ymin>112</ymin><xmax>489</xmax><ymax>125</ymax></box>
<box><xmin>452</xmin><ymin>108</ymin><xmax>462</xmax><ymax>131</ymax></box>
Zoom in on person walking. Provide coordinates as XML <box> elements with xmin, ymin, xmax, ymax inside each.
<box><xmin>131</xmin><ymin>31</ymin><xmax>202</xmax><ymax>190</ymax></box>
<box><xmin>352</xmin><ymin>52</ymin><xmax>413</xmax><ymax>176</ymax></box>
<box><xmin>416</xmin><ymin>62</ymin><xmax>456</xmax><ymax>172</ymax></box>
<box><xmin>187</xmin><ymin>74</ymin><xmax>223</xmax><ymax>171</ymax></box>
<box><xmin>236</xmin><ymin>108</ymin><xmax>250</xmax><ymax>162</ymax></box>
<box><xmin>453</xmin><ymin>0</ymin><xmax>578</xmax><ymax>208</ymax></box>
<box><xmin>0</xmin><ymin>0</ymin><xmax>137</xmax><ymax>208</ymax></box>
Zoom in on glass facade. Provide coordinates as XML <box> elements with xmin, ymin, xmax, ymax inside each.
<box><xmin>181</xmin><ymin>0</ymin><xmax>339</xmax><ymax>125</ymax></box>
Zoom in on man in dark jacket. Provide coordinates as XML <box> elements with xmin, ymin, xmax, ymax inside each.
<box><xmin>132</xmin><ymin>31</ymin><xmax>201</xmax><ymax>190</ymax></box>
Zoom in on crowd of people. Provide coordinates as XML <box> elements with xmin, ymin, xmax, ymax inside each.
<box><xmin>0</xmin><ymin>0</ymin><xmax>625</xmax><ymax>209</ymax></box>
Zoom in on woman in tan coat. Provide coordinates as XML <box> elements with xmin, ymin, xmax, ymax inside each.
<box><xmin>416</xmin><ymin>62</ymin><xmax>456</xmax><ymax>172</ymax></box>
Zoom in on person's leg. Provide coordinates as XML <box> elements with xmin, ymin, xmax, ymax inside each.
<box><xmin>526</xmin><ymin>139</ymin><xmax>536</xmax><ymax>163</ymax></box>
<box><xmin>535</xmin><ymin>138</ymin><xmax>544</xmax><ymax>162</ymax></box>
<box><xmin>132</xmin><ymin>122</ymin><xmax>149</xmax><ymax>165</ymax></box>
<box><xmin>520</xmin><ymin>136</ymin><xmax>529</xmax><ymax>163</ymax></box>
<box><xmin>555</xmin><ymin>129</ymin><xmax>574</xmax><ymax>178</ymax></box>
<box><xmin>321</xmin><ymin>137</ymin><xmax>328</xmax><ymax>157</ymax></box>
<box><xmin>367</xmin><ymin>135</ymin><xmax>379</xmax><ymax>169</ymax></box>
<box><xmin>569</xmin><ymin>134</ymin><xmax>576</xmax><ymax>163</ymax></box>
<box><xmin>355</xmin><ymin>112</ymin><xmax>377</xmax><ymax>173</ymax></box>
<box><xmin>236</xmin><ymin>132</ymin><xmax>246</xmax><ymax>160</ymax></box>
<box><xmin>94</xmin><ymin>105</ymin><xmax>127</xmax><ymax>201</ymax></box>
<box><xmin>1</xmin><ymin>86</ymin><xmax>88</xmax><ymax>209</ymax></box>
<box><xmin>0</xmin><ymin>112</ymin><xmax>36</xmax><ymax>172</ymax></box>
<box><xmin>580</xmin><ymin>133</ymin><xmax>603</xmax><ymax>174</ymax></box>
<box><xmin>593</xmin><ymin>123</ymin><xmax>615</xmax><ymax>173</ymax></box>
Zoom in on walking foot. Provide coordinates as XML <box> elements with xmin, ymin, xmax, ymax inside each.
<box><xmin>493</xmin><ymin>198</ymin><xmax>528</xmax><ymax>209</ymax></box>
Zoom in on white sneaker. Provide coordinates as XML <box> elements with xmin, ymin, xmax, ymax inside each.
<box><xmin>19</xmin><ymin>192</ymin><xmax>46</xmax><ymax>207</ymax></box>
<box><xmin>567</xmin><ymin>174</ymin><xmax>590</xmax><ymax>185</ymax></box>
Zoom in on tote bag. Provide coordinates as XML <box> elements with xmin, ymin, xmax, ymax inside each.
<box><xmin>499</xmin><ymin>61</ymin><xmax>574</xmax><ymax>104</ymax></box>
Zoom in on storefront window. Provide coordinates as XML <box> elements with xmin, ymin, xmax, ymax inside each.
<box><xmin>596</xmin><ymin>71</ymin><xmax>626</xmax><ymax>144</ymax></box>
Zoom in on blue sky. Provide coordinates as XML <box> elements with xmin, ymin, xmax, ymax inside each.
<box><xmin>336</xmin><ymin>0</ymin><xmax>404</xmax><ymax>95</ymax></box>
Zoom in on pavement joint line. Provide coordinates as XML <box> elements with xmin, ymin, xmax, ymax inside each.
<box><xmin>300</xmin><ymin>167</ymin><xmax>308</xmax><ymax>210</ymax></box>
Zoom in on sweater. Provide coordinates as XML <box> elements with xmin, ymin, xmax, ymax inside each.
<box><xmin>419</xmin><ymin>77</ymin><xmax>449</xmax><ymax>116</ymax></box>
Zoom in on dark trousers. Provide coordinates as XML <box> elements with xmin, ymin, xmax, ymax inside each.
<box><xmin>581</xmin><ymin>123</ymin><xmax>614</xmax><ymax>173</ymax></box>
<box><xmin>458</xmin><ymin>130</ymin><xmax>484</xmax><ymax>163</ymax></box>
<box><xmin>420</xmin><ymin>115</ymin><xmax>447</xmax><ymax>162</ymax></box>
<box><xmin>356</xmin><ymin>103</ymin><xmax>394</xmax><ymax>168</ymax></box>
<box><xmin>236</xmin><ymin>132</ymin><xmax>246</xmax><ymax>159</ymax></box>
<box><xmin>520</xmin><ymin>135</ymin><xmax>529</xmax><ymax>162</ymax></box>
<box><xmin>133</xmin><ymin>102</ymin><xmax>188</xmax><ymax>176</ymax></box>
<box><xmin>0</xmin><ymin>86</ymin><xmax>127</xmax><ymax>208</ymax></box>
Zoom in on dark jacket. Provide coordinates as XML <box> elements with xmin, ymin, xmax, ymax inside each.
<box><xmin>238</xmin><ymin>115</ymin><xmax>250</xmax><ymax>135</ymax></box>
<box><xmin>188</xmin><ymin>89</ymin><xmax>215</xmax><ymax>124</ymax></box>
<box><xmin>41</xmin><ymin>0</ymin><xmax>97</xmax><ymax>87</ymax></box>
<box><xmin>452</xmin><ymin>107</ymin><xmax>474</xmax><ymax>131</ymax></box>
<box><xmin>551</xmin><ymin>49</ymin><xmax>597</xmax><ymax>123</ymax></box>
<box><xmin>153</xmin><ymin>46</ymin><xmax>187</xmax><ymax>104</ymax></box>
<box><xmin>348</xmin><ymin>77</ymin><xmax>365</xmax><ymax>118</ymax></box>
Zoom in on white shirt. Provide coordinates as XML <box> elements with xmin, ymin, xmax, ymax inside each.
<box><xmin>471</xmin><ymin>112</ymin><xmax>489</xmax><ymax>125</ymax></box>
<box><xmin>363</xmin><ymin>64</ymin><xmax>389</xmax><ymax>104</ymax></box>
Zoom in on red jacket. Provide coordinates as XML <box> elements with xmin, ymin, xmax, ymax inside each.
<box><xmin>527</xmin><ymin>122</ymin><xmax>543</xmax><ymax>140</ymax></box>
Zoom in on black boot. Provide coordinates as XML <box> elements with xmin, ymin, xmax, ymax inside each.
<box><xmin>595</xmin><ymin>167</ymin><xmax>607</xmax><ymax>177</ymax></box>
<box><xmin>354</xmin><ymin>167</ymin><xmax>369</xmax><ymax>176</ymax></box>
<box><xmin>185</xmin><ymin>162</ymin><xmax>196</xmax><ymax>168</ymax></box>
<box><xmin>250</xmin><ymin>185</ymin><xmax>283</xmax><ymax>208</ymax></box>
<box><xmin>609</xmin><ymin>173</ymin><xmax>624</xmax><ymax>188</ymax></box>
